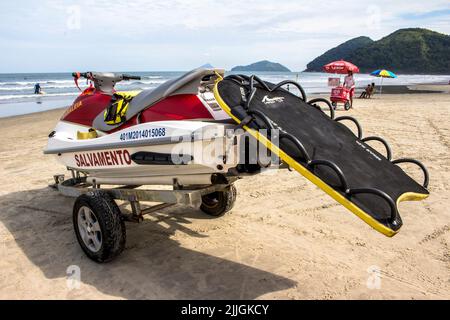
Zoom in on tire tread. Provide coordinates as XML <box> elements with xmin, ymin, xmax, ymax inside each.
<box><xmin>73</xmin><ymin>191</ymin><xmax>126</xmax><ymax>263</ymax></box>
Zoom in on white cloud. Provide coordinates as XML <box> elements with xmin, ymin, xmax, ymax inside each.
<box><xmin>0</xmin><ymin>0</ymin><xmax>449</xmax><ymax>72</ymax></box>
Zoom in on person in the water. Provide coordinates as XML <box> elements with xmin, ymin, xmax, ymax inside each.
<box><xmin>34</xmin><ymin>83</ymin><xmax>41</xmax><ymax>94</ymax></box>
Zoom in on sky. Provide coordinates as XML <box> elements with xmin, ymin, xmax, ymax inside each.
<box><xmin>0</xmin><ymin>0</ymin><xmax>449</xmax><ymax>73</ymax></box>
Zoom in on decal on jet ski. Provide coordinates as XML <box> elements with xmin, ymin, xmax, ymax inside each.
<box><xmin>356</xmin><ymin>140</ymin><xmax>382</xmax><ymax>161</ymax></box>
<box><xmin>240</xmin><ymin>87</ymin><xmax>247</xmax><ymax>102</ymax></box>
<box><xmin>119</xmin><ymin>128</ymin><xmax>166</xmax><ymax>141</ymax></box>
<box><xmin>62</xmin><ymin>101</ymin><xmax>83</xmax><ymax>118</ymax></box>
<box><xmin>75</xmin><ymin>150</ymin><xmax>132</xmax><ymax>167</ymax></box>
<box><xmin>262</xmin><ymin>95</ymin><xmax>285</xmax><ymax>104</ymax></box>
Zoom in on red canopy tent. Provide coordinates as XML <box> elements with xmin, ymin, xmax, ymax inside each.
<box><xmin>323</xmin><ymin>60</ymin><xmax>360</xmax><ymax>74</ymax></box>
<box><xmin>323</xmin><ymin>60</ymin><xmax>360</xmax><ymax>110</ymax></box>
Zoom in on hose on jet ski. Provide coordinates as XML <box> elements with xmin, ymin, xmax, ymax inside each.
<box><xmin>72</xmin><ymin>72</ymin><xmax>90</xmax><ymax>91</ymax></box>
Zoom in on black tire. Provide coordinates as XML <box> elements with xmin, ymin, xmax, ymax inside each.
<box><xmin>344</xmin><ymin>102</ymin><xmax>351</xmax><ymax>110</ymax></box>
<box><xmin>73</xmin><ymin>191</ymin><xmax>126</xmax><ymax>263</ymax></box>
<box><xmin>200</xmin><ymin>185</ymin><xmax>237</xmax><ymax>217</ymax></box>
<box><xmin>331</xmin><ymin>101</ymin><xmax>337</xmax><ymax>110</ymax></box>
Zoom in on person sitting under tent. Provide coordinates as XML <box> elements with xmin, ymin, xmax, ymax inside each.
<box><xmin>359</xmin><ymin>84</ymin><xmax>371</xmax><ymax>98</ymax></box>
<box><xmin>367</xmin><ymin>83</ymin><xmax>376</xmax><ymax>98</ymax></box>
<box><xmin>359</xmin><ymin>83</ymin><xmax>376</xmax><ymax>99</ymax></box>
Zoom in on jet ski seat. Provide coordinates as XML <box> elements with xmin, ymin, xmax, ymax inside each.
<box><xmin>214</xmin><ymin>74</ymin><xmax>430</xmax><ymax>237</ymax></box>
<box><xmin>92</xmin><ymin>68</ymin><xmax>224</xmax><ymax>132</ymax></box>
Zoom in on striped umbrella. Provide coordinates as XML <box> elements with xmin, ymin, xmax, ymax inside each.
<box><xmin>370</xmin><ymin>69</ymin><xmax>397</xmax><ymax>95</ymax></box>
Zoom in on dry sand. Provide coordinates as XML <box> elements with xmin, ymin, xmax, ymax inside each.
<box><xmin>0</xmin><ymin>93</ymin><xmax>449</xmax><ymax>299</ymax></box>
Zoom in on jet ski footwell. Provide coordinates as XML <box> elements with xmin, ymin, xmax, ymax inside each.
<box><xmin>214</xmin><ymin>74</ymin><xmax>429</xmax><ymax>236</ymax></box>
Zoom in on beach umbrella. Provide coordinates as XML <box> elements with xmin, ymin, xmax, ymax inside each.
<box><xmin>323</xmin><ymin>60</ymin><xmax>360</xmax><ymax>74</ymax></box>
<box><xmin>370</xmin><ymin>69</ymin><xmax>397</xmax><ymax>95</ymax></box>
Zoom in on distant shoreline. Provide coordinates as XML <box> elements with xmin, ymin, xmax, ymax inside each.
<box><xmin>301</xmin><ymin>70</ymin><xmax>450</xmax><ymax>76</ymax></box>
<box><xmin>370</xmin><ymin>84</ymin><xmax>449</xmax><ymax>94</ymax></box>
<box><xmin>2</xmin><ymin>70</ymin><xmax>450</xmax><ymax>76</ymax></box>
<box><xmin>0</xmin><ymin>72</ymin><xmax>450</xmax><ymax>118</ymax></box>
<box><xmin>0</xmin><ymin>105</ymin><xmax>65</xmax><ymax>122</ymax></box>
<box><xmin>0</xmin><ymin>84</ymin><xmax>448</xmax><ymax>120</ymax></box>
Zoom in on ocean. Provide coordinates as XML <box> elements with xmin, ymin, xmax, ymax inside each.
<box><xmin>0</xmin><ymin>71</ymin><xmax>449</xmax><ymax>118</ymax></box>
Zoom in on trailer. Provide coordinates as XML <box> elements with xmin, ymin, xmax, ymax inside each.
<box><xmin>51</xmin><ymin>170</ymin><xmax>237</xmax><ymax>263</ymax></box>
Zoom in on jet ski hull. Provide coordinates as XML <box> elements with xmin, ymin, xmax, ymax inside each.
<box><xmin>45</xmin><ymin>120</ymin><xmax>242</xmax><ymax>186</ymax></box>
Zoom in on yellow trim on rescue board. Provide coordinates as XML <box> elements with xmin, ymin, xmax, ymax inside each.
<box><xmin>213</xmin><ymin>80</ymin><xmax>429</xmax><ymax>237</ymax></box>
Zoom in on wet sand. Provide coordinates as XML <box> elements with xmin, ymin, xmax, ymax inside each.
<box><xmin>370</xmin><ymin>84</ymin><xmax>450</xmax><ymax>94</ymax></box>
<box><xmin>0</xmin><ymin>93</ymin><xmax>449</xmax><ymax>299</ymax></box>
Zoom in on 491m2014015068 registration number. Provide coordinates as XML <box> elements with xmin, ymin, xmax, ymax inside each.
<box><xmin>120</xmin><ymin>128</ymin><xmax>166</xmax><ymax>141</ymax></box>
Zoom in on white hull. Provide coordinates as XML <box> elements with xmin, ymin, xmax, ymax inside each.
<box><xmin>45</xmin><ymin>120</ymin><xmax>243</xmax><ymax>186</ymax></box>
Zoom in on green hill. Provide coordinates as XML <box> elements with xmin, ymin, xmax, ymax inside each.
<box><xmin>305</xmin><ymin>28</ymin><xmax>450</xmax><ymax>74</ymax></box>
<box><xmin>231</xmin><ymin>60</ymin><xmax>291</xmax><ymax>72</ymax></box>
<box><xmin>305</xmin><ymin>36</ymin><xmax>374</xmax><ymax>72</ymax></box>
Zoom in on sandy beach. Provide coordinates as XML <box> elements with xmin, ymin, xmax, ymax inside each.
<box><xmin>0</xmin><ymin>92</ymin><xmax>449</xmax><ymax>300</ymax></box>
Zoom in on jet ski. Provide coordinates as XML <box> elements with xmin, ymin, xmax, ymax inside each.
<box><xmin>44</xmin><ymin>68</ymin><xmax>257</xmax><ymax>186</ymax></box>
<box><xmin>45</xmin><ymin>68</ymin><xmax>429</xmax><ymax>244</ymax></box>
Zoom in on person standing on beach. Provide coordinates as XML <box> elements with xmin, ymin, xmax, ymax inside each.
<box><xmin>343</xmin><ymin>70</ymin><xmax>355</xmax><ymax>107</ymax></box>
<box><xmin>34</xmin><ymin>83</ymin><xmax>41</xmax><ymax>94</ymax></box>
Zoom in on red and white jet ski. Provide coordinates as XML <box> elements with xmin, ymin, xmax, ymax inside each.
<box><xmin>44</xmin><ymin>68</ymin><xmax>256</xmax><ymax>186</ymax></box>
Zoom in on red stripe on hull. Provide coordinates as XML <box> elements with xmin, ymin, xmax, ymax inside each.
<box><xmin>60</xmin><ymin>91</ymin><xmax>213</xmax><ymax>131</ymax></box>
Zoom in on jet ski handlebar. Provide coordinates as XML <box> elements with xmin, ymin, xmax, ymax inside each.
<box><xmin>122</xmin><ymin>74</ymin><xmax>141</xmax><ymax>80</ymax></box>
<box><xmin>72</xmin><ymin>72</ymin><xmax>141</xmax><ymax>93</ymax></box>
<box><xmin>72</xmin><ymin>72</ymin><xmax>141</xmax><ymax>81</ymax></box>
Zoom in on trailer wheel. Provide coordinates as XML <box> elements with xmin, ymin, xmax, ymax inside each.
<box><xmin>73</xmin><ymin>191</ymin><xmax>126</xmax><ymax>263</ymax></box>
<box><xmin>200</xmin><ymin>185</ymin><xmax>237</xmax><ymax>217</ymax></box>
<box><xmin>344</xmin><ymin>102</ymin><xmax>351</xmax><ymax>110</ymax></box>
<box><xmin>331</xmin><ymin>101</ymin><xmax>337</xmax><ymax>110</ymax></box>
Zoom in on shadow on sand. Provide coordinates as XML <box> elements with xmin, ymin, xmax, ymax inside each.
<box><xmin>0</xmin><ymin>187</ymin><xmax>295</xmax><ymax>299</ymax></box>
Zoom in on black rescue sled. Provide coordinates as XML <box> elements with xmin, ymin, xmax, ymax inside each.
<box><xmin>214</xmin><ymin>74</ymin><xmax>429</xmax><ymax>237</ymax></box>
